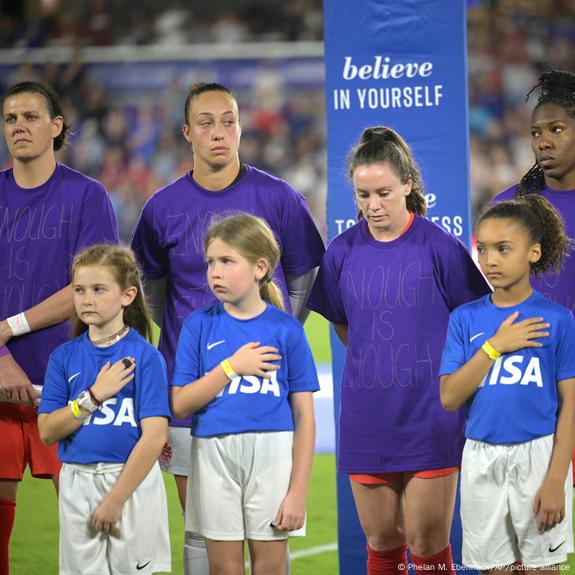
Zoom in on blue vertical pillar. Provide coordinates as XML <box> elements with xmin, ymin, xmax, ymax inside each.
<box><xmin>323</xmin><ymin>1</ymin><xmax>472</xmax><ymax>573</ymax></box>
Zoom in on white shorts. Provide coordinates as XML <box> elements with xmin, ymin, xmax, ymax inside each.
<box><xmin>461</xmin><ymin>434</ymin><xmax>573</xmax><ymax>569</ymax></box>
<box><xmin>59</xmin><ymin>462</ymin><xmax>172</xmax><ymax>575</ymax></box>
<box><xmin>186</xmin><ymin>431</ymin><xmax>306</xmax><ymax>541</ymax></box>
<box><xmin>159</xmin><ymin>425</ymin><xmax>191</xmax><ymax>476</ymax></box>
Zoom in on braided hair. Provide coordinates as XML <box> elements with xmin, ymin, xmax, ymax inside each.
<box><xmin>518</xmin><ymin>70</ymin><xmax>575</xmax><ymax>196</ymax></box>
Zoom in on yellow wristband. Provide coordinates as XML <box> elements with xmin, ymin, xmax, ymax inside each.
<box><xmin>70</xmin><ymin>399</ymin><xmax>87</xmax><ymax>420</ymax></box>
<box><xmin>220</xmin><ymin>358</ymin><xmax>237</xmax><ymax>380</ymax></box>
<box><xmin>482</xmin><ymin>340</ymin><xmax>502</xmax><ymax>361</ymax></box>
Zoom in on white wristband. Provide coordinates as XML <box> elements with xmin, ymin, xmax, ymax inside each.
<box><xmin>6</xmin><ymin>313</ymin><xmax>31</xmax><ymax>336</ymax></box>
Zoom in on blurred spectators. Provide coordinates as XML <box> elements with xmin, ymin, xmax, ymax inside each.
<box><xmin>0</xmin><ymin>0</ymin><xmax>323</xmax><ymax>48</ymax></box>
<box><xmin>467</xmin><ymin>0</ymin><xmax>575</xmax><ymax>212</ymax></box>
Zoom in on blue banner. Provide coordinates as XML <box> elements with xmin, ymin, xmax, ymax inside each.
<box><xmin>323</xmin><ymin>1</ymin><xmax>471</xmax><ymax>573</ymax></box>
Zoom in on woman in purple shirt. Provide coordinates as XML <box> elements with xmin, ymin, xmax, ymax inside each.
<box><xmin>491</xmin><ymin>69</ymin><xmax>575</xmax><ymax>474</ymax></box>
<box><xmin>308</xmin><ymin>127</ymin><xmax>490</xmax><ymax>575</ymax></box>
<box><xmin>492</xmin><ymin>69</ymin><xmax>575</xmax><ymax>313</ymax></box>
<box><xmin>131</xmin><ymin>81</ymin><xmax>324</xmax><ymax>575</ymax></box>
<box><xmin>0</xmin><ymin>81</ymin><xmax>118</xmax><ymax>575</ymax></box>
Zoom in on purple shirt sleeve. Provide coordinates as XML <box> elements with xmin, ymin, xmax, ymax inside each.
<box><xmin>306</xmin><ymin>240</ymin><xmax>348</xmax><ymax>324</ymax></box>
<box><xmin>131</xmin><ymin>199</ymin><xmax>169</xmax><ymax>280</ymax></box>
<box><xmin>74</xmin><ymin>181</ymin><xmax>119</xmax><ymax>252</ymax></box>
<box><xmin>490</xmin><ymin>183</ymin><xmax>520</xmax><ymax>204</ymax></box>
<box><xmin>277</xmin><ymin>183</ymin><xmax>325</xmax><ymax>276</ymax></box>
<box><xmin>434</xmin><ymin>237</ymin><xmax>491</xmax><ymax>311</ymax></box>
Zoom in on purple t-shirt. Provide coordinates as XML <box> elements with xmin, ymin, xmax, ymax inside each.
<box><xmin>0</xmin><ymin>163</ymin><xmax>119</xmax><ymax>387</ymax></box>
<box><xmin>131</xmin><ymin>165</ymin><xmax>325</xmax><ymax>425</ymax></box>
<box><xmin>308</xmin><ymin>217</ymin><xmax>491</xmax><ymax>473</ymax></box>
<box><xmin>492</xmin><ymin>184</ymin><xmax>575</xmax><ymax>313</ymax></box>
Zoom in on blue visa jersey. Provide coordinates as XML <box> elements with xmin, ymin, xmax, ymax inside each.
<box><xmin>172</xmin><ymin>303</ymin><xmax>320</xmax><ymax>437</ymax></box>
<box><xmin>39</xmin><ymin>329</ymin><xmax>171</xmax><ymax>464</ymax></box>
<box><xmin>440</xmin><ymin>291</ymin><xmax>575</xmax><ymax>444</ymax></box>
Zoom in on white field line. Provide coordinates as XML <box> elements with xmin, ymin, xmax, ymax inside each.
<box><xmin>291</xmin><ymin>542</ymin><xmax>338</xmax><ymax>559</ymax></box>
<box><xmin>244</xmin><ymin>542</ymin><xmax>338</xmax><ymax>570</ymax></box>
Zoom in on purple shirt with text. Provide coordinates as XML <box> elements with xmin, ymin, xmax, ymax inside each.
<box><xmin>131</xmin><ymin>165</ymin><xmax>325</xmax><ymax>426</ymax></box>
<box><xmin>0</xmin><ymin>163</ymin><xmax>119</xmax><ymax>386</ymax></box>
<box><xmin>308</xmin><ymin>217</ymin><xmax>490</xmax><ymax>473</ymax></box>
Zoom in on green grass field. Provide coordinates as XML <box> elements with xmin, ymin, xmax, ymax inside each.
<box><xmin>304</xmin><ymin>311</ymin><xmax>332</xmax><ymax>365</ymax></box>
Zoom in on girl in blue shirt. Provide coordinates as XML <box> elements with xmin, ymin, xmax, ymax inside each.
<box><xmin>38</xmin><ymin>244</ymin><xmax>171</xmax><ymax>575</ymax></box>
<box><xmin>440</xmin><ymin>195</ymin><xmax>575</xmax><ymax>571</ymax></box>
<box><xmin>171</xmin><ymin>213</ymin><xmax>318</xmax><ymax>575</ymax></box>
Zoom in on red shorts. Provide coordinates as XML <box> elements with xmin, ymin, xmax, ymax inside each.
<box><xmin>0</xmin><ymin>402</ymin><xmax>61</xmax><ymax>480</ymax></box>
<box><xmin>350</xmin><ymin>466</ymin><xmax>459</xmax><ymax>485</ymax></box>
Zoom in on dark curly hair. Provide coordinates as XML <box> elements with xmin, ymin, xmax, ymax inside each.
<box><xmin>477</xmin><ymin>194</ymin><xmax>570</xmax><ymax>275</ymax></box>
<box><xmin>518</xmin><ymin>69</ymin><xmax>575</xmax><ymax>197</ymax></box>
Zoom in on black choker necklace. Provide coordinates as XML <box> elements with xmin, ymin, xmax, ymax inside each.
<box><xmin>89</xmin><ymin>324</ymin><xmax>129</xmax><ymax>346</ymax></box>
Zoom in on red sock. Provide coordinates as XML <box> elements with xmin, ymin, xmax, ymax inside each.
<box><xmin>411</xmin><ymin>544</ymin><xmax>454</xmax><ymax>575</ymax></box>
<box><xmin>0</xmin><ymin>499</ymin><xmax>16</xmax><ymax>575</ymax></box>
<box><xmin>367</xmin><ymin>544</ymin><xmax>408</xmax><ymax>575</ymax></box>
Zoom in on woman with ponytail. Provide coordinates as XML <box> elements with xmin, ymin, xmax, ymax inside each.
<box><xmin>308</xmin><ymin>126</ymin><xmax>490</xmax><ymax>575</ymax></box>
<box><xmin>171</xmin><ymin>213</ymin><xmax>318</xmax><ymax>575</ymax></box>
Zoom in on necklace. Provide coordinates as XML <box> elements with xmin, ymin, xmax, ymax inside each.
<box><xmin>89</xmin><ymin>324</ymin><xmax>129</xmax><ymax>346</ymax></box>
